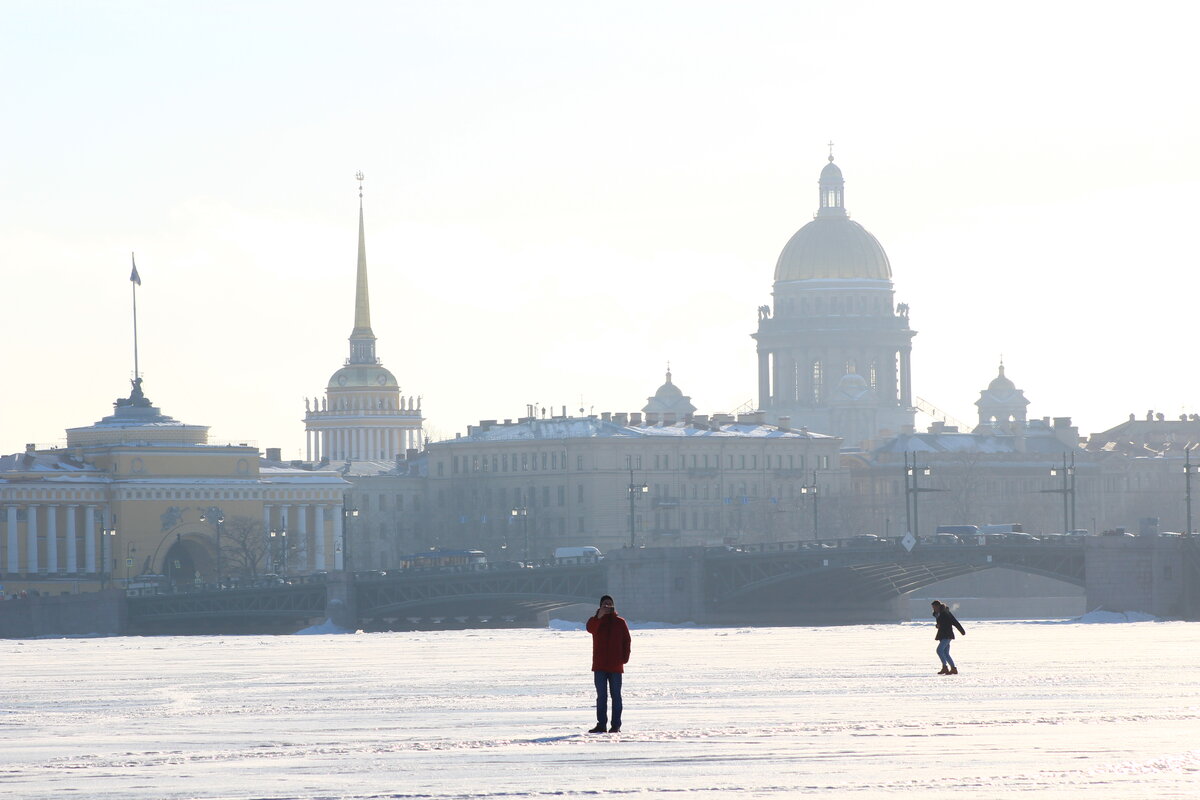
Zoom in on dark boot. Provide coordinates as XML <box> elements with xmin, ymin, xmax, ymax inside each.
<box><xmin>588</xmin><ymin>724</ymin><xmax>606</xmax><ymax>733</ymax></box>
<box><xmin>949</xmin><ymin>666</ymin><xmax>958</xmax><ymax>675</ymax></box>
<box><xmin>938</xmin><ymin>665</ymin><xmax>949</xmax><ymax>675</ymax></box>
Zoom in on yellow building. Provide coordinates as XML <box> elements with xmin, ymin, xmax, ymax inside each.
<box><xmin>0</xmin><ymin>379</ymin><xmax>347</xmax><ymax>596</ymax></box>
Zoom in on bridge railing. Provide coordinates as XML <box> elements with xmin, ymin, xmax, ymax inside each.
<box><xmin>730</xmin><ymin>534</ymin><xmax>1089</xmax><ymax>555</ymax></box>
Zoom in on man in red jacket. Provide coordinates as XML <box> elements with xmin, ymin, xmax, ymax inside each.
<box><xmin>585</xmin><ymin>594</ymin><xmax>631</xmax><ymax>733</ymax></box>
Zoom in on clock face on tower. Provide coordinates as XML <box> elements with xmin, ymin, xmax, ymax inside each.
<box><xmin>377</xmin><ymin>375</ymin><xmax>386</xmax><ymax>386</ymax></box>
<box><xmin>338</xmin><ymin>375</ymin><xmax>348</xmax><ymax>386</ymax></box>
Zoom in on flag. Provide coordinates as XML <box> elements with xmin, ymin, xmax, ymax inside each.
<box><xmin>130</xmin><ymin>253</ymin><xmax>142</xmax><ymax>285</ymax></box>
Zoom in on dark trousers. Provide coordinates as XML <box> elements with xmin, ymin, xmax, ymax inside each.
<box><xmin>593</xmin><ymin>670</ymin><xmax>622</xmax><ymax>727</ymax></box>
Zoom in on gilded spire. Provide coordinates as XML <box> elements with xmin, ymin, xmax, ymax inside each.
<box><xmin>348</xmin><ymin>171</ymin><xmax>377</xmax><ymax>365</ymax></box>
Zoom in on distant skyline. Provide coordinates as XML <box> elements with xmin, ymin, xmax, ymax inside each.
<box><xmin>4</xmin><ymin>2</ymin><xmax>1199</xmax><ymax>456</ymax></box>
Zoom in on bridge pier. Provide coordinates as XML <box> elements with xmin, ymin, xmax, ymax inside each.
<box><xmin>1085</xmin><ymin>536</ymin><xmax>1197</xmax><ymax>619</ymax></box>
<box><xmin>325</xmin><ymin>572</ymin><xmax>358</xmax><ymax>630</ymax></box>
<box><xmin>606</xmin><ymin>546</ymin><xmax>707</xmax><ymax>624</ymax></box>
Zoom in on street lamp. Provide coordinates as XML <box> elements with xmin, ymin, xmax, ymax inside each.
<box><xmin>799</xmin><ymin>472</ymin><xmax>819</xmax><ymax>540</ymax></box>
<box><xmin>904</xmin><ymin>453</ymin><xmax>936</xmax><ymax>538</ymax></box>
<box><xmin>1184</xmin><ymin>446</ymin><xmax>1197</xmax><ymax>536</ymax></box>
<box><xmin>124</xmin><ymin>541</ymin><xmax>137</xmax><ymax>587</ymax></box>
<box><xmin>342</xmin><ymin>503</ymin><xmax>359</xmax><ymax>574</ymax></box>
<box><xmin>100</xmin><ymin>526</ymin><xmax>117</xmax><ymax>590</ymax></box>
<box><xmin>511</xmin><ymin>505</ymin><xmax>528</xmax><ymax>563</ymax></box>
<box><xmin>199</xmin><ymin>508</ymin><xmax>226</xmax><ymax>586</ymax></box>
<box><xmin>627</xmin><ymin>469</ymin><xmax>649</xmax><ymax>549</ymax></box>
<box><xmin>1045</xmin><ymin>453</ymin><xmax>1076</xmax><ymax>533</ymax></box>
<box><xmin>269</xmin><ymin>528</ymin><xmax>288</xmax><ymax>575</ymax></box>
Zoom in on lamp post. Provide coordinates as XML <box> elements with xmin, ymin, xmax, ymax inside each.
<box><xmin>627</xmin><ymin>469</ymin><xmax>648</xmax><ymax>549</ymax></box>
<box><xmin>100</xmin><ymin>526</ymin><xmax>117</xmax><ymax>590</ymax></box>
<box><xmin>124</xmin><ymin>541</ymin><xmax>137</xmax><ymax>587</ymax></box>
<box><xmin>199</xmin><ymin>508</ymin><xmax>225</xmax><ymax>586</ymax></box>
<box><xmin>1184</xmin><ymin>446</ymin><xmax>1197</xmax><ymax>537</ymax></box>
<box><xmin>799</xmin><ymin>472</ymin><xmax>819</xmax><ymax>540</ymax></box>
<box><xmin>342</xmin><ymin>503</ymin><xmax>359</xmax><ymax>574</ymax></box>
<box><xmin>269</xmin><ymin>528</ymin><xmax>288</xmax><ymax>575</ymax></box>
<box><xmin>511</xmin><ymin>505</ymin><xmax>528</xmax><ymax>563</ymax></box>
<box><xmin>1046</xmin><ymin>453</ymin><xmax>1076</xmax><ymax>533</ymax></box>
<box><xmin>905</xmin><ymin>453</ymin><xmax>934</xmax><ymax>538</ymax></box>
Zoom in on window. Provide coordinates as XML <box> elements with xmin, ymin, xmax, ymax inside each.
<box><xmin>811</xmin><ymin>360</ymin><xmax>824</xmax><ymax>404</ymax></box>
<box><xmin>576</xmin><ymin>455</ymin><xmax>584</xmax><ymax>470</ymax></box>
<box><xmin>521</xmin><ymin>453</ymin><xmax>529</xmax><ymax>471</ymax></box>
<box><xmin>452</xmin><ymin>456</ymin><xmax>459</xmax><ymax>474</ymax></box>
<box><xmin>577</xmin><ymin>484</ymin><xmax>584</xmax><ymax>502</ymax></box>
<box><xmin>557</xmin><ymin>486</ymin><xmax>565</xmax><ymax>506</ymax></box>
<box><xmin>437</xmin><ymin>462</ymin><xmax>444</xmax><ymax>477</ymax></box>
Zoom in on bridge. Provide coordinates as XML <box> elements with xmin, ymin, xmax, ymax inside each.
<box><xmin>22</xmin><ymin>534</ymin><xmax>1193</xmax><ymax>636</ymax></box>
<box><xmin>706</xmin><ymin>539</ymin><xmax>1085</xmax><ymax>607</ymax></box>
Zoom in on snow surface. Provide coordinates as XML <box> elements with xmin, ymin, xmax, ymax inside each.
<box><xmin>2</xmin><ymin>620</ymin><xmax>1199</xmax><ymax>799</ymax></box>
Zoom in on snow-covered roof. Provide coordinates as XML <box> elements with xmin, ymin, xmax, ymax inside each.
<box><xmin>441</xmin><ymin>418</ymin><xmax>834</xmax><ymax>444</ymax></box>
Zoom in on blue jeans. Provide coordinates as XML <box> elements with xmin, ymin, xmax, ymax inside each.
<box><xmin>594</xmin><ymin>671</ymin><xmax>622</xmax><ymax>727</ymax></box>
<box><xmin>936</xmin><ymin>639</ymin><xmax>955</xmax><ymax>668</ymax></box>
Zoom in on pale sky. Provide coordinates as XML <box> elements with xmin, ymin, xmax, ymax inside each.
<box><xmin>4</xmin><ymin>1</ymin><xmax>1198</xmax><ymax>457</ymax></box>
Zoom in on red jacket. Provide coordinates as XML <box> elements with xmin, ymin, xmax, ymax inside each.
<box><xmin>586</xmin><ymin>612</ymin><xmax>631</xmax><ymax>673</ymax></box>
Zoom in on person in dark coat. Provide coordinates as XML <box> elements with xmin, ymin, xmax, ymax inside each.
<box><xmin>585</xmin><ymin>594</ymin><xmax>631</xmax><ymax>733</ymax></box>
<box><xmin>932</xmin><ymin>600</ymin><xmax>966</xmax><ymax>675</ymax></box>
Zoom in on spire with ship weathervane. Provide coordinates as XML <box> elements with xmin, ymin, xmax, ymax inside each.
<box><xmin>349</xmin><ymin>171</ymin><xmax>378</xmax><ymax>365</ymax></box>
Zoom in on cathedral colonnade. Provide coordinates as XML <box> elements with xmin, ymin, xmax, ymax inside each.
<box><xmin>306</xmin><ymin>425</ymin><xmax>422</xmax><ymax>463</ymax></box>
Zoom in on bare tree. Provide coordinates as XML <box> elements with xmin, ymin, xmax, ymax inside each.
<box><xmin>219</xmin><ymin>516</ymin><xmax>268</xmax><ymax>578</ymax></box>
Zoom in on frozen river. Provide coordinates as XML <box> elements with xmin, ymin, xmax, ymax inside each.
<box><xmin>2</xmin><ymin>615</ymin><xmax>1198</xmax><ymax>799</ymax></box>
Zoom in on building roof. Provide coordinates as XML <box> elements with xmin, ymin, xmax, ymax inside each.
<box><xmin>443</xmin><ymin>417</ymin><xmax>835</xmax><ymax>444</ymax></box>
<box><xmin>874</xmin><ymin>429</ymin><xmax>1074</xmax><ymax>457</ymax></box>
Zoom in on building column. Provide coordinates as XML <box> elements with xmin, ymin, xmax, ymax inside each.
<box><xmin>66</xmin><ymin>504</ymin><xmax>78</xmax><ymax>573</ymax></box>
<box><xmin>297</xmin><ymin>504</ymin><xmax>310</xmax><ymax>572</ymax></box>
<box><xmin>26</xmin><ymin>505</ymin><xmax>38</xmax><ymax>573</ymax></box>
<box><xmin>333</xmin><ymin>508</ymin><xmax>345</xmax><ymax>572</ymax></box>
<box><xmin>281</xmin><ymin>504</ymin><xmax>297</xmax><ymax>572</ymax></box>
<box><xmin>5</xmin><ymin>505</ymin><xmax>17</xmax><ymax>574</ymax></box>
<box><xmin>899</xmin><ymin>346</ymin><xmax>913</xmax><ymax>408</ymax></box>
<box><xmin>84</xmin><ymin>505</ymin><xmax>97</xmax><ymax>573</ymax></box>
<box><xmin>314</xmin><ymin>505</ymin><xmax>327</xmax><ymax>571</ymax></box>
<box><xmin>758</xmin><ymin>349</ymin><xmax>771</xmax><ymax>409</ymax></box>
<box><xmin>46</xmin><ymin>505</ymin><xmax>58</xmax><ymax>573</ymax></box>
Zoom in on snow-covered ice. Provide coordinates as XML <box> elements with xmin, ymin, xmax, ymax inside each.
<box><xmin>2</xmin><ymin>619</ymin><xmax>1198</xmax><ymax>799</ymax></box>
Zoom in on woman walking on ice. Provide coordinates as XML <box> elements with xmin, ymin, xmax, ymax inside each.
<box><xmin>931</xmin><ymin>600</ymin><xmax>966</xmax><ymax>675</ymax></box>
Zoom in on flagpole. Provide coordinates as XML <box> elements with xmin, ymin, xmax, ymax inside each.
<box><xmin>131</xmin><ymin>252</ymin><xmax>140</xmax><ymax>381</ymax></box>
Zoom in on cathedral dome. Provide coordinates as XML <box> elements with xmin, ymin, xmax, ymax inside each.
<box><xmin>774</xmin><ymin>217</ymin><xmax>892</xmax><ymax>282</ymax></box>
<box><xmin>773</xmin><ymin>157</ymin><xmax>892</xmax><ymax>282</ymax></box>
<box><xmin>327</xmin><ymin>364</ymin><xmax>399</xmax><ymax>390</ymax></box>
<box><xmin>987</xmin><ymin>365</ymin><xmax>1016</xmax><ymax>394</ymax></box>
<box><xmin>819</xmin><ymin>160</ymin><xmax>844</xmax><ymax>184</ymax></box>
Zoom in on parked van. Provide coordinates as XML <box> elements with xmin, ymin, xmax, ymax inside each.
<box><xmin>554</xmin><ymin>546</ymin><xmax>602</xmax><ymax>562</ymax></box>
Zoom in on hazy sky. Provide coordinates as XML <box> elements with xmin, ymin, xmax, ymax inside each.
<box><xmin>4</xmin><ymin>1</ymin><xmax>1198</xmax><ymax>457</ymax></box>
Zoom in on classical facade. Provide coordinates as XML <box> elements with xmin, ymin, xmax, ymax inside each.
<box><xmin>422</xmin><ymin>402</ymin><xmax>846</xmax><ymax>560</ymax></box>
<box><xmin>752</xmin><ymin>155</ymin><xmax>916</xmax><ymax>447</ymax></box>
<box><xmin>0</xmin><ymin>380</ymin><xmax>347</xmax><ymax>595</ymax></box>
<box><xmin>304</xmin><ymin>177</ymin><xmax>423</xmax><ymax>464</ymax></box>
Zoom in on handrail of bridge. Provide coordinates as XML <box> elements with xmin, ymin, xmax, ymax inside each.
<box><xmin>729</xmin><ymin>534</ymin><xmax>1090</xmax><ymax>555</ymax></box>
